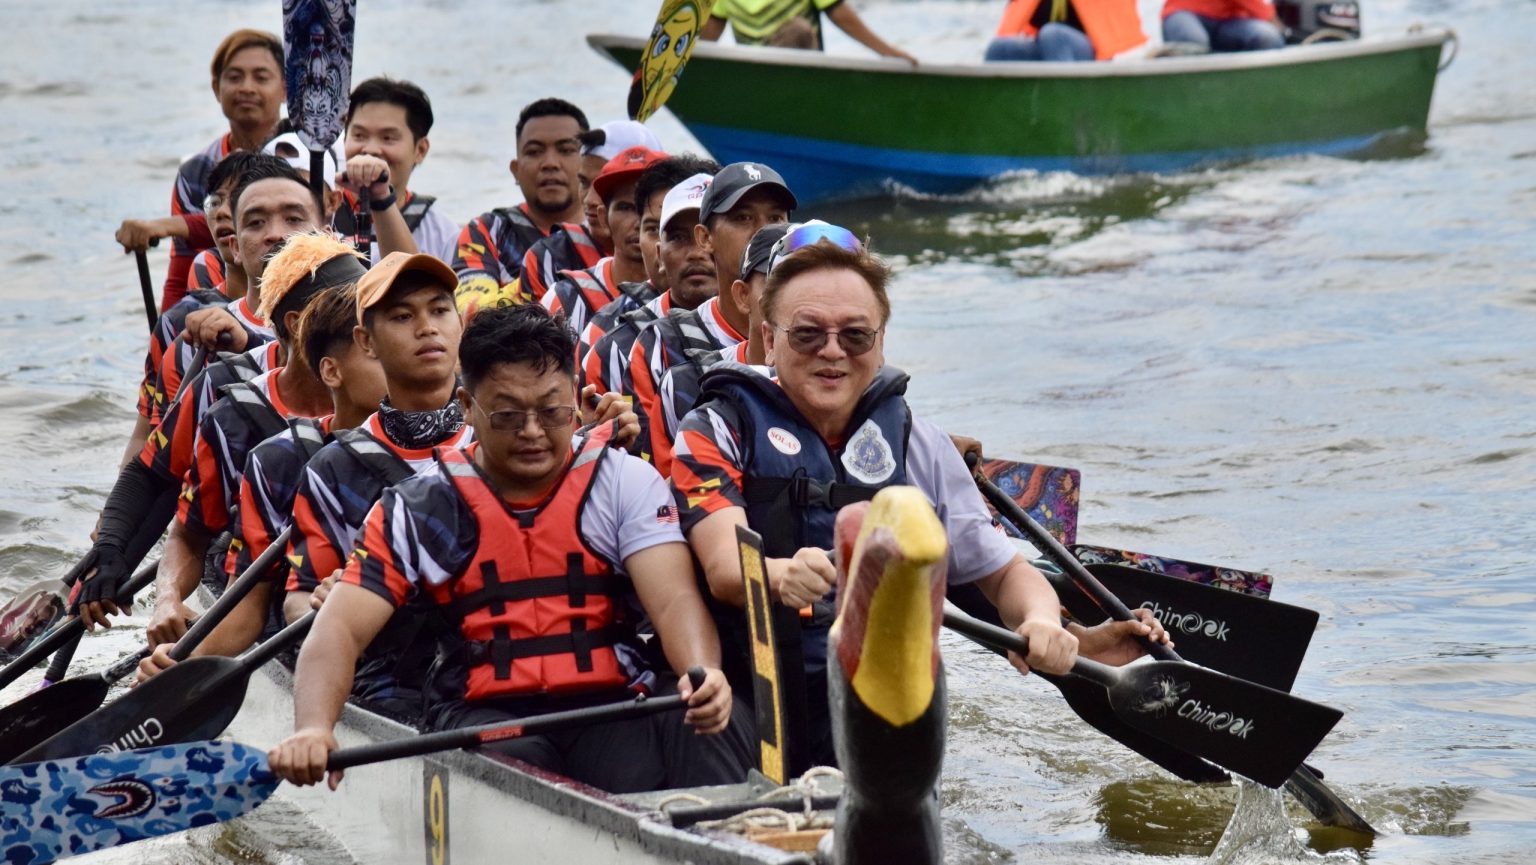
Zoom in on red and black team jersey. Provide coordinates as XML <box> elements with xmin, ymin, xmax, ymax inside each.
<box><xmin>286</xmin><ymin>413</ymin><xmax>474</xmax><ymax>592</ymax></box>
<box><xmin>137</xmin><ymin>288</ymin><xmax>231</xmax><ymax>423</ymax></box>
<box><xmin>656</xmin><ymin>342</ymin><xmax>751</xmax><ymax>477</ymax></box>
<box><xmin>179</xmin><ymin>368</ymin><xmax>316</xmax><ymax>539</ymax></box>
<box><xmin>139</xmin><ymin>342</ymin><xmax>280</xmax><ymax>487</ymax></box>
<box><xmin>541</xmin><ymin>258</ymin><xmax>617</xmax><ymax>340</ymax></box>
<box><xmin>153</xmin><ymin>298</ymin><xmax>274</xmax><ymax>423</ymax></box>
<box><xmin>163</xmin><ymin>134</ymin><xmax>230</xmax><ymax>311</ymax></box>
<box><xmin>225</xmin><ymin>416</ymin><xmax>333</xmax><ymax>581</ymax></box>
<box><xmin>450</xmin><ymin>203</ymin><xmax>549</xmax><ymax>313</ymax></box>
<box><xmin>628</xmin><ymin>298</ymin><xmax>745</xmax><ymax>475</ymax></box>
<box><xmin>517</xmin><ymin>223</ymin><xmax>604</xmax><ymax>303</ymax></box>
<box><xmin>580</xmin><ymin>291</ymin><xmax>673</xmax><ymax>396</ymax></box>
<box><xmin>188</xmin><ymin>250</ymin><xmax>226</xmax><ymax>293</ymax></box>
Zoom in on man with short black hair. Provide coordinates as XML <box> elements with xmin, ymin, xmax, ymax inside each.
<box><xmin>334</xmin><ymin>77</ymin><xmax>460</xmax><ymax>263</ymax></box>
<box><xmin>270</xmin><ymin>304</ymin><xmax>752</xmax><ymax>794</ymax></box>
<box><xmin>453</xmin><ymin>98</ymin><xmax>598</xmax><ymax>314</ymax></box>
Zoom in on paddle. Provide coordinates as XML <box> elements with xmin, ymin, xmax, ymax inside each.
<box><xmin>13</xmin><ymin>606</ymin><xmax>314</xmax><ymax>764</ymax></box>
<box><xmin>0</xmin><ymin>560</ymin><xmax>159</xmax><ymax>694</ymax></box>
<box><xmin>0</xmin><ymin>647</ymin><xmax>149</xmax><ymax>764</ymax></box>
<box><xmin>135</xmin><ymin>248</ymin><xmax>156</xmax><ymax>330</ymax></box>
<box><xmin>0</xmin><ymin>581</ymin><xmax>66</xmax><ymax>662</ymax></box>
<box><xmin>968</xmin><ymin>455</ymin><xmax>1378</xmax><ymax>834</ymax></box>
<box><xmin>629</xmin><ymin>0</ymin><xmax>718</xmax><ymax>121</ymax></box>
<box><xmin>282</xmin><ymin>0</ymin><xmax>357</xmax><ymax>206</ymax></box>
<box><xmin>736</xmin><ymin>523</ymin><xmax>792</xmax><ymax>784</ymax></box>
<box><xmin>0</xmin><ymin>673</ymin><xmax>701</xmax><ymax>865</ymax></box>
<box><xmin>942</xmin><ymin>601</ymin><xmax>1340</xmax><ymax>788</ymax></box>
<box><xmin>975</xmin><ymin>457</ymin><xmax>1082</xmax><ymax>545</ymax></box>
<box><xmin>1072</xmin><ymin>542</ymin><xmax>1273</xmax><ymax>598</ymax></box>
<box><xmin>0</xmin><ymin>526</ymin><xmax>293</xmax><ymax>763</ymax></box>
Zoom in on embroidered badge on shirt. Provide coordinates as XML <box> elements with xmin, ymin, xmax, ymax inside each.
<box><xmin>841</xmin><ymin>419</ymin><xmax>896</xmax><ymax>484</ymax></box>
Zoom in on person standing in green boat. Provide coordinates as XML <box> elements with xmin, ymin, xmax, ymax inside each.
<box><xmin>1161</xmin><ymin>0</ymin><xmax>1285</xmax><ymax>52</ymax></box>
<box><xmin>701</xmin><ymin>0</ymin><xmax>918</xmax><ymax>65</ymax></box>
<box><xmin>984</xmin><ymin>0</ymin><xmax>1149</xmax><ymax>62</ymax></box>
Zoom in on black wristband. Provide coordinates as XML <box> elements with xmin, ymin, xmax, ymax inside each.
<box><xmin>368</xmin><ymin>188</ymin><xmax>397</xmax><ymax>212</ymax></box>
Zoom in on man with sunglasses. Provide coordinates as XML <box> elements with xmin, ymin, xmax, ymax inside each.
<box><xmin>269</xmin><ymin>304</ymin><xmax>752</xmax><ymax>794</ymax></box>
<box><xmin>671</xmin><ymin>230</ymin><xmax>1168</xmax><ymax>766</ymax></box>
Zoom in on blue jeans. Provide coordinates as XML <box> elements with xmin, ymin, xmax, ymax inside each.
<box><xmin>1162</xmin><ymin>11</ymin><xmax>1284</xmax><ymax>51</ymax></box>
<box><xmin>984</xmin><ymin>23</ymin><xmax>1095</xmax><ymax>62</ymax></box>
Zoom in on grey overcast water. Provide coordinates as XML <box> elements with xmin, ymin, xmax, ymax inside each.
<box><xmin>1</xmin><ymin>1</ymin><xmax>1532</xmax><ymax>863</ymax></box>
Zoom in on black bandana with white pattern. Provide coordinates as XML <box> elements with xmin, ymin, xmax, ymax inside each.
<box><xmin>376</xmin><ymin>395</ymin><xmax>465</xmax><ymax>450</ymax></box>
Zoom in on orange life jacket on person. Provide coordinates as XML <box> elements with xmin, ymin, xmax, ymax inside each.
<box><xmin>431</xmin><ymin>425</ymin><xmax>630</xmax><ymax>701</ymax></box>
<box><xmin>996</xmin><ymin>0</ymin><xmax>1148</xmax><ymax>60</ymax></box>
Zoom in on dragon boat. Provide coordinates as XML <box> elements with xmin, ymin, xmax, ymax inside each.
<box><xmin>588</xmin><ymin>28</ymin><xmax>1456</xmax><ymax>204</ymax></box>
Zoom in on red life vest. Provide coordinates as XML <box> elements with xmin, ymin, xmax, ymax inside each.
<box><xmin>431</xmin><ymin>425</ymin><xmax>630</xmax><ymax>701</ymax></box>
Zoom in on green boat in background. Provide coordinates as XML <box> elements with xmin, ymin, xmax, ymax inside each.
<box><xmin>587</xmin><ymin>29</ymin><xmax>1455</xmax><ymax>203</ymax></box>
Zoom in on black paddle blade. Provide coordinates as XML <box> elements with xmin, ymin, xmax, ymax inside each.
<box><xmin>1095</xmin><ymin>659</ymin><xmax>1342</xmax><ymax>788</ymax></box>
<box><xmin>12</xmin><ymin>656</ymin><xmax>249</xmax><ymax>764</ymax></box>
<box><xmin>1040</xmin><ymin>671</ymin><xmax>1231</xmax><ymax>784</ymax></box>
<box><xmin>1047</xmin><ymin>563</ymin><xmax>1319</xmax><ymax>692</ymax></box>
<box><xmin>0</xmin><ymin>677</ymin><xmax>110</xmax><ymax>763</ymax></box>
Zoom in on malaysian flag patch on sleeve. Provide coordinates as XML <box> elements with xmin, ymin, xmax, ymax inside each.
<box><xmin>656</xmin><ymin>504</ymin><xmax>679</xmax><ymax>524</ymax></box>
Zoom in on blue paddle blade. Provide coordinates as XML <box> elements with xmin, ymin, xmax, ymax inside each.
<box><xmin>0</xmin><ymin>741</ymin><xmax>277</xmax><ymax>864</ymax></box>
<box><xmin>282</xmin><ymin>0</ymin><xmax>357</xmax><ymax>151</ymax></box>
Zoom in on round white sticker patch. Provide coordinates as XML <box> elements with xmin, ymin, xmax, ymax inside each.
<box><xmin>767</xmin><ymin>427</ymin><xmax>802</xmax><ymax>456</ymax></box>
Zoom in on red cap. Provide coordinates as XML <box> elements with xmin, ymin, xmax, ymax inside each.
<box><xmin>591</xmin><ymin>146</ymin><xmax>668</xmax><ymax>202</ymax></box>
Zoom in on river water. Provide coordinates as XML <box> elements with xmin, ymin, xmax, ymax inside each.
<box><xmin>2</xmin><ymin>0</ymin><xmax>1532</xmax><ymax>863</ymax></box>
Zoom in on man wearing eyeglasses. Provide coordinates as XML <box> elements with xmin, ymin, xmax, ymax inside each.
<box><xmin>270</xmin><ymin>304</ymin><xmax>752</xmax><ymax>794</ymax></box>
<box><xmin>671</xmin><ymin>231</ymin><xmax>1166</xmax><ymax>766</ymax></box>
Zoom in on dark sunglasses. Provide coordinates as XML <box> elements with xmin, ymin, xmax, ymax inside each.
<box><xmin>772</xmin><ymin>324</ymin><xmax>881</xmax><ymax>356</ymax></box>
<box><xmin>472</xmin><ymin>399</ymin><xmax>577</xmax><ymax>432</ymax></box>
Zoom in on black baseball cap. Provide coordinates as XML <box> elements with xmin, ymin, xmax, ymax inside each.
<box><xmin>740</xmin><ymin>223</ymin><xmax>791</xmax><ymax>278</ymax></box>
<box><xmin>698</xmin><ymin>162</ymin><xmax>797</xmax><ymax>224</ymax></box>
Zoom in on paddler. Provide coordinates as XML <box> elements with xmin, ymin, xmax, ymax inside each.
<box><xmin>574</xmin><ymin>155</ymin><xmax>719</xmax><ymax>372</ymax></box>
<box><xmin>135</xmin><ymin>280</ymin><xmax>386</xmax><ymax>683</ymax></box>
<box><xmin>143</xmin><ymin>234</ymin><xmax>363</xmax><ymax>646</ymax></box>
<box><xmin>73</xmin><ymin>162</ymin><xmax>327</xmax><ymax>631</ymax></box>
<box><xmin>541</xmin><ymin>145</ymin><xmax>671</xmax><ymax>339</ymax></box>
<box><xmin>672</xmin><ymin>227</ymin><xmax>1170</xmax><ymax>765</ymax></box>
<box><xmin>576</xmin><ymin>119</ymin><xmax>665</xmax><ymax>253</ymax></box>
<box><xmin>452</xmin><ymin>98</ymin><xmax>599</xmax><ymax>313</ymax></box>
<box><xmin>627</xmin><ymin>165</ymin><xmax>800</xmax><ymax>471</ymax></box>
<box><xmin>701</xmin><ymin>0</ymin><xmax>918</xmax><ymax>65</ymax></box>
<box><xmin>269</xmin><ymin>304</ymin><xmax>753</xmax><ymax>793</ymax></box>
<box><xmin>1160</xmin><ymin>0</ymin><xmax>1285</xmax><ymax>52</ymax></box>
<box><xmin>114</xmin><ymin>29</ymin><xmax>287</xmax><ymax>310</ymax></box>
<box><xmin>334</xmin><ymin>77</ymin><xmax>461</xmax><ymax>263</ymax></box>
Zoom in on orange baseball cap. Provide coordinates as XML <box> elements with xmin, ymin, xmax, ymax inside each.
<box><xmin>591</xmin><ymin>146</ymin><xmax>668</xmax><ymax>202</ymax></box>
<box><xmin>356</xmin><ymin>252</ymin><xmax>459</xmax><ymax>325</ymax></box>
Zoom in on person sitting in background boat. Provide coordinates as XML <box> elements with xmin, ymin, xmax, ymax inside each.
<box><xmin>134</xmin><ymin>281</ymin><xmax>386</xmax><ymax>684</ymax></box>
<box><xmin>74</xmin><ymin>163</ymin><xmax>327</xmax><ymax>632</ymax></box>
<box><xmin>452</xmin><ymin>98</ymin><xmax>597</xmax><ymax>314</ymax></box>
<box><xmin>627</xmin><ymin>167</ymin><xmax>798</xmax><ymax>472</ymax></box>
<box><xmin>574</xmin><ymin>155</ymin><xmax>718</xmax><ymax>375</ymax></box>
<box><xmin>984</xmin><ymin>0</ymin><xmax>1148</xmax><ymax>62</ymax></box>
<box><xmin>1160</xmin><ymin>0</ymin><xmax>1284</xmax><ymax>52</ymax></box>
<box><xmin>578</xmin><ymin>120</ymin><xmax>664</xmax><ymax>236</ymax></box>
<box><xmin>672</xmin><ymin>227</ymin><xmax>1169</xmax><ymax>766</ymax></box>
<box><xmin>269</xmin><ymin>304</ymin><xmax>753</xmax><ymax>794</ymax></box>
<box><xmin>143</xmin><ymin>235</ymin><xmax>362</xmax><ymax>647</ymax></box>
<box><xmin>333</xmin><ymin>77</ymin><xmax>461</xmax><ymax>264</ymax></box>
<box><xmin>114</xmin><ymin>29</ymin><xmax>288</xmax><ymax>311</ymax></box>
<box><xmin>701</xmin><ymin>0</ymin><xmax>918</xmax><ymax>65</ymax></box>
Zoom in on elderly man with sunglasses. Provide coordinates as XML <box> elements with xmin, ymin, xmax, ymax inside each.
<box><xmin>671</xmin><ymin>223</ymin><xmax>1168</xmax><ymax>766</ymax></box>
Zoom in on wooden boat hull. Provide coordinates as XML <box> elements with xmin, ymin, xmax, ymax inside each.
<box><xmin>587</xmin><ymin>31</ymin><xmax>1453</xmax><ymax>203</ymax></box>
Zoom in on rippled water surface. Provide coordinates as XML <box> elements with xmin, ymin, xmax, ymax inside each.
<box><xmin>2</xmin><ymin>0</ymin><xmax>1533</xmax><ymax>863</ymax></box>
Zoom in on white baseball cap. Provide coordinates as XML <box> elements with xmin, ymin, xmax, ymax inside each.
<box><xmin>659</xmin><ymin>173</ymin><xmax>713</xmax><ymax>233</ymax></box>
<box><xmin>263</xmin><ymin>132</ymin><xmax>341</xmax><ymax>189</ymax></box>
<box><xmin>579</xmin><ymin>120</ymin><xmax>664</xmax><ymax>161</ymax></box>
